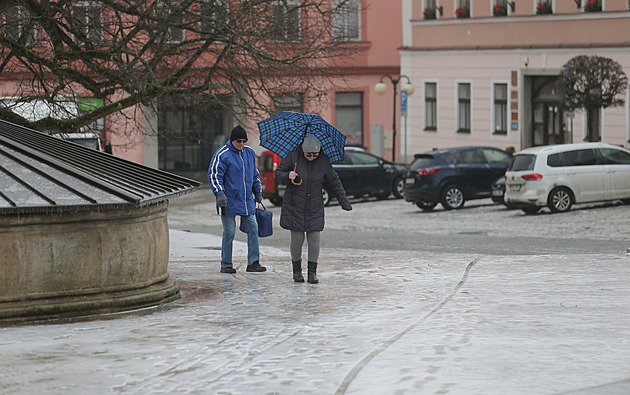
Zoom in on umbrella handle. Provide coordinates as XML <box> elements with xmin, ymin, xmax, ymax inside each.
<box><xmin>290</xmin><ymin>161</ymin><xmax>302</xmax><ymax>185</ymax></box>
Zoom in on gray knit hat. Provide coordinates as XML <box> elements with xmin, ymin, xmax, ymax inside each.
<box><xmin>302</xmin><ymin>135</ymin><xmax>321</xmax><ymax>153</ymax></box>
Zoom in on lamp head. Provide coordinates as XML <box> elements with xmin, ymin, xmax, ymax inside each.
<box><xmin>402</xmin><ymin>83</ymin><xmax>415</xmax><ymax>96</ymax></box>
<box><xmin>374</xmin><ymin>82</ymin><xmax>387</xmax><ymax>95</ymax></box>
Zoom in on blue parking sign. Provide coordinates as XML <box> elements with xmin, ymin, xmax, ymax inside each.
<box><xmin>400</xmin><ymin>90</ymin><xmax>408</xmax><ymax>116</ymax></box>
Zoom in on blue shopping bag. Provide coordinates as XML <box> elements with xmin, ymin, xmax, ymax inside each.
<box><xmin>239</xmin><ymin>202</ymin><xmax>273</xmax><ymax>238</ymax></box>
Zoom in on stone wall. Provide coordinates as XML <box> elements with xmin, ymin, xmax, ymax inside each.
<box><xmin>0</xmin><ymin>202</ymin><xmax>179</xmax><ymax>323</ymax></box>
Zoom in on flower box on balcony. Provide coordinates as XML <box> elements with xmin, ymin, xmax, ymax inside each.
<box><xmin>424</xmin><ymin>8</ymin><xmax>437</xmax><ymax>20</ymax></box>
<box><xmin>455</xmin><ymin>7</ymin><xmax>470</xmax><ymax>18</ymax></box>
<box><xmin>493</xmin><ymin>4</ymin><xmax>508</xmax><ymax>16</ymax></box>
<box><xmin>536</xmin><ymin>2</ymin><xmax>552</xmax><ymax>15</ymax></box>
<box><xmin>584</xmin><ymin>0</ymin><xmax>602</xmax><ymax>12</ymax></box>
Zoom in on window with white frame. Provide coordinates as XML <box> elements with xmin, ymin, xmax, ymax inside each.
<box><xmin>583</xmin><ymin>0</ymin><xmax>602</xmax><ymax>12</ymax></box>
<box><xmin>493</xmin><ymin>0</ymin><xmax>509</xmax><ymax>16</ymax></box>
<box><xmin>332</xmin><ymin>0</ymin><xmax>360</xmax><ymax>41</ymax></box>
<box><xmin>156</xmin><ymin>0</ymin><xmax>185</xmax><ymax>44</ymax></box>
<box><xmin>272</xmin><ymin>0</ymin><xmax>301</xmax><ymax>42</ymax></box>
<box><xmin>424</xmin><ymin>82</ymin><xmax>437</xmax><ymax>131</ymax></box>
<box><xmin>72</xmin><ymin>1</ymin><xmax>102</xmax><ymax>46</ymax></box>
<box><xmin>535</xmin><ymin>0</ymin><xmax>552</xmax><ymax>14</ymax></box>
<box><xmin>423</xmin><ymin>0</ymin><xmax>437</xmax><ymax>19</ymax></box>
<box><xmin>335</xmin><ymin>92</ymin><xmax>363</xmax><ymax>146</ymax></box>
<box><xmin>457</xmin><ymin>82</ymin><xmax>471</xmax><ymax>133</ymax></box>
<box><xmin>2</xmin><ymin>5</ymin><xmax>37</xmax><ymax>46</ymax></box>
<box><xmin>456</xmin><ymin>0</ymin><xmax>470</xmax><ymax>17</ymax></box>
<box><xmin>493</xmin><ymin>83</ymin><xmax>508</xmax><ymax>135</ymax></box>
<box><xmin>200</xmin><ymin>0</ymin><xmax>229</xmax><ymax>42</ymax></box>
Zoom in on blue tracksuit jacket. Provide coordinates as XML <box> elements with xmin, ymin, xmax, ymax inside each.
<box><xmin>208</xmin><ymin>140</ymin><xmax>261</xmax><ymax>216</ymax></box>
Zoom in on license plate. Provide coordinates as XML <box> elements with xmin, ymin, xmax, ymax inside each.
<box><xmin>509</xmin><ymin>185</ymin><xmax>521</xmax><ymax>191</ymax></box>
<box><xmin>405</xmin><ymin>178</ymin><xmax>415</xmax><ymax>185</ymax></box>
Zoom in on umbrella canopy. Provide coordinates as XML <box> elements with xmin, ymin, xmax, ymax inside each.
<box><xmin>257</xmin><ymin>112</ymin><xmax>346</xmax><ymax>163</ymax></box>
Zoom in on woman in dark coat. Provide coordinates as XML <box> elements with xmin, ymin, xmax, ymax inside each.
<box><xmin>275</xmin><ymin>135</ymin><xmax>352</xmax><ymax>284</ymax></box>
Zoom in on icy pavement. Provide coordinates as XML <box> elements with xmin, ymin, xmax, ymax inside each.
<box><xmin>1</xmin><ymin>228</ymin><xmax>630</xmax><ymax>394</ymax></box>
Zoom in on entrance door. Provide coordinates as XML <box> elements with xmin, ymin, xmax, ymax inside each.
<box><xmin>533</xmin><ymin>102</ymin><xmax>564</xmax><ymax>146</ymax></box>
<box><xmin>530</xmin><ymin>76</ymin><xmax>566</xmax><ymax>147</ymax></box>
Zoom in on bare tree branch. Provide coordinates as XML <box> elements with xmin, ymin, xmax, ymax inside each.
<box><xmin>0</xmin><ymin>0</ymin><xmax>360</xmax><ymax>136</ymax></box>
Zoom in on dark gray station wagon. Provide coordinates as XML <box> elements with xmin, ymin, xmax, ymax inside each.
<box><xmin>403</xmin><ymin>146</ymin><xmax>513</xmax><ymax>211</ymax></box>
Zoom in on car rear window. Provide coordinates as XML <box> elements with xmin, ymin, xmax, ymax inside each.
<box><xmin>409</xmin><ymin>155</ymin><xmax>435</xmax><ymax>170</ymax></box>
<box><xmin>443</xmin><ymin>152</ymin><xmax>458</xmax><ymax>164</ymax></box>
<box><xmin>260</xmin><ymin>155</ymin><xmax>275</xmax><ymax>172</ymax></box>
<box><xmin>509</xmin><ymin>154</ymin><xmax>536</xmax><ymax>171</ymax></box>
<box><xmin>547</xmin><ymin>153</ymin><xmax>562</xmax><ymax>167</ymax></box>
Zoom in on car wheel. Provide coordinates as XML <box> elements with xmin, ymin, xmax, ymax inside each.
<box><xmin>322</xmin><ymin>187</ymin><xmax>330</xmax><ymax>207</ymax></box>
<box><xmin>547</xmin><ymin>186</ymin><xmax>574</xmax><ymax>213</ymax></box>
<box><xmin>393</xmin><ymin>177</ymin><xmax>404</xmax><ymax>199</ymax></box>
<box><xmin>521</xmin><ymin>206</ymin><xmax>541</xmax><ymax>214</ymax></box>
<box><xmin>441</xmin><ymin>184</ymin><xmax>465</xmax><ymax>210</ymax></box>
<box><xmin>416</xmin><ymin>200</ymin><xmax>438</xmax><ymax>211</ymax></box>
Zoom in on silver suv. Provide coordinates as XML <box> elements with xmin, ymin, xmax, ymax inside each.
<box><xmin>505</xmin><ymin>143</ymin><xmax>630</xmax><ymax>214</ymax></box>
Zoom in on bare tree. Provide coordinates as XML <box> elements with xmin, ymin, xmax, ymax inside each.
<box><xmin>0</xmin><ymin>0</ymin><xmax>359</xmax><ymax>136</ymax></box>
<box><xmin>562</xmin><ymin>55</ymin><xmax>628</xmax><ymax>142</ymax></box>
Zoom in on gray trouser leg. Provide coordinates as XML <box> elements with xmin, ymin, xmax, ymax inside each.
<box><xmin>306</xmin><ymin>231</ymin><xmax>320</xmax><ymax>263</ymax></box>
<box><xmin>290</xmin><ymin>231</ymin><xmax>305</xmax><ymax>261</ymax></box>
<box><xmin>290</xmin><ymin>231</ymin><xmax>321</xmax><ymax>262</ymax></box>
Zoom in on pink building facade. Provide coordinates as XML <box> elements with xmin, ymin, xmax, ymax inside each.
<box><xmin>401</xmin><ymin>0</ymin><xmax>630</xmax><ymax>159</ymax></box>
<box><xmin>149</xmin><ymin>0</ymin><xmax>406</xmax><ymax>180</ymax></box>
<box><xmin>1</xmin><ymin>1</ymin><xmax>406</xmax><ymax>180</ymax></box>
<box><xmin>137</xmin><ymin>0</ymin><xmax>407</xmax><ymax>178</ymax></box>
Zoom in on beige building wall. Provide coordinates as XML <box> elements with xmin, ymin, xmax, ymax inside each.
<box><xmin>403</xmin><ymin>1</ymin><xmax>630</xmax><ymax>154</ymax></box>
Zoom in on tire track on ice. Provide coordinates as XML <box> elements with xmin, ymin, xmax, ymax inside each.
<box><xmin>334</xmin><ymin>257</ymin><xmax>479</xmax><ymax>395</ymax></box>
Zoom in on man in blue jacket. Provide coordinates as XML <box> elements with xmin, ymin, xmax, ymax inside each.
<box><xmin>208</xmin><ymin>125</ymin><xmax>266</xmax><ymax>273</ymax></box>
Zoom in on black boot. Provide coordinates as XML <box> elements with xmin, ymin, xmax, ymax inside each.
<box><xmin>307</xmin><ymin>261</ymin><xmax>319</xmax><ymax>284</ymax></box>
<box><xmin>292</xmin><ymin>260</ymin><xmax>304</xmax><ymax>283</ymax></box>
<box><xmin>246</xmin><ymin>261</ymin><xmax>266</xmax><ymax>272</ymax></box>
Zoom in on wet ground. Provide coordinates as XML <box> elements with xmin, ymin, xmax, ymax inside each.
<box><xmin>2</xmin><ymin>195</ymin><xmax>630</xmax><ymax>394</ymax></box>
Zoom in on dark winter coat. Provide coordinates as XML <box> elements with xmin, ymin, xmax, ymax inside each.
<box><xmin>275</xmin><ymin>149</ymin><xmax>351</xmax><ymax>232</ymax></box>
<box><xmin>208</xmin><ymin>140</ymin><xmax>261</xmax><ymax>216</ymax></box>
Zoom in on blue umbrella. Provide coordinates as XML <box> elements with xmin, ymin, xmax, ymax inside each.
<box><xmin>257</xmin><ymin>111</ymin><xmax>346</xmax><ymax>163</ymax></box>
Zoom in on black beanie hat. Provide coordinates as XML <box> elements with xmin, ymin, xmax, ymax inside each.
<box><xmin>230</xmin><ymin>125</ymin><xmax>248</xmax><ymax>142</ymax></box>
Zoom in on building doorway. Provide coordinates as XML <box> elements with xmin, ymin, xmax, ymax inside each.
<box><xmin>530</xmin><ymin>77</ymin><xmax>566</xmax><ymax>147</ymax></box>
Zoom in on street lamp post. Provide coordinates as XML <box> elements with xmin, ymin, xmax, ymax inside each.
<box><xmin>375</xmin><ymin>74</ymin><xmax>414</xmax><ymax>162</ymax></box>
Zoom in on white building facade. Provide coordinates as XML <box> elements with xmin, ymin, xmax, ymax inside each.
<box><xmin>401</xmin><ymin>0</ymin><xmax>630</xmax><ymax>159</ymax></box>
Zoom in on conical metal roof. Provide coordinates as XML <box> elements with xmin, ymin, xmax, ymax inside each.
<box><xmin>0</xmin><ymin>119</ymin><xmax>201</xmax><ymax>215</ymax></box>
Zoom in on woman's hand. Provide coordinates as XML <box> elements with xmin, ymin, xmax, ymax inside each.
<box><xmin>289</xmin><ymin>171</ymin><xmax>298</xmax><ymax>180</ymax></box>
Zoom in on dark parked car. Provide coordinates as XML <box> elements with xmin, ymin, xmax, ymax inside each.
<box><xmin>403</xmin><ymin>146</ymin><xmax>512</xmax><ymax>211</ymax></box>
<box><xmin>278</xmin><ymin>147</ymin><xmax>407</xmax><ymax>206</ymax></box>
<box><xmin>491</xmin><ymin>176</ymin><xmax>516</xmax><ymax>209</ymax></box>
<box><xmin>491</xmin><ymin>176</ymin><xmax>506</xmax><ymax>204</ymax></box>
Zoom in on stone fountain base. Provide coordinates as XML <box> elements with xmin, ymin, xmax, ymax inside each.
<box><xmin>0</xmin><ymin>202</ymin><xmax>180</xmax><ymax>324</ymax></box>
